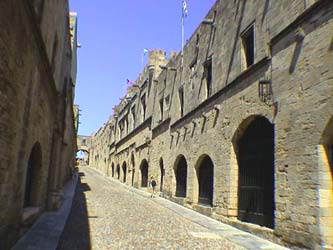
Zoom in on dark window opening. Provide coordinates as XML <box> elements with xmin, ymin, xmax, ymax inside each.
<box><xmin>174</xmin><ymin>155</ymin><xmax>187</xmax><ymax>198</ymax></box>
<box><xmin>237</xmin><ymin>116</ymin><xmax>275</xmax><ymax>229</ymax></box>
<box><xmin>178</xmin><ymin>87</ymin><xmax>184</xmax><ymax>117</ymax></box>
<box><xmin>241</xmin><ymin>24</ymin><xmax>255</xmax><ymax>68</ymax></box>
<box><xmin>203</xmin><ymin>58</ymin><xmax>213</xmax><ymax>98</ymax></box>
<box><xmin>197</xmin><ymin>155</ymin><xmax>214</xmax><ymax>206</ymax></box>
<box><xmin>111</xmin><ymin>164</ymin><xmax>115</xmax><ymax>177</ymax></box>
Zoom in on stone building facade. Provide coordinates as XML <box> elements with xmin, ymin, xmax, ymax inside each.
<box><xmin>0</xmin><ymin>0</ymin><xmax>77</xmax><ymax>248</ymax></box>
<box><xmin>90</xmin><ymin>0</ymin><xmax>333</xmax><ymax>249</ymax></box>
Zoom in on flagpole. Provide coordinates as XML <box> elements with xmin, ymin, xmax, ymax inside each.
<box><xmin>181</xmin><ymin>9</ymin><xmax>184</xmax><ymax>67</ymax></box>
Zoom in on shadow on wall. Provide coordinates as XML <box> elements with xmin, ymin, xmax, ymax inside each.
<box><xmin>56</xmin><ymin>173</ymin><xmax>91</xmax><ymax>250</ymax></box>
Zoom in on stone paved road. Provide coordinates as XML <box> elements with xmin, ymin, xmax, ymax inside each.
<box><xmin>57</xmin><ymin>167</ymin><xmax>288</xmax><ymax>250</ymax></box>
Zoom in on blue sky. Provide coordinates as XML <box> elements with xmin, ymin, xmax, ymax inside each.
<box><xmin>70</xmin><ymin>0</ymin><xmax>217</xmax><ymax>136</ymax></box>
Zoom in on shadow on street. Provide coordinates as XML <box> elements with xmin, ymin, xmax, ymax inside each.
<box><xmin>57</xmin><ymin>172</ymin><xmax>91</xmax><ymax>250</ymax></box>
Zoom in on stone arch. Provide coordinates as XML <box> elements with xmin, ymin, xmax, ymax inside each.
<box><xmin>159</xmin><ymin>157</ymin><xmax>164</xmax><ymax>192</ymax></box>
<box><xmin>319</xmin><ymin>115</ymin><xmax>333</xmax><ymax>247</ymax></box>
<box><xmin>24</xmin><ymin>142</ymin><xmax>43</xmax><ymax>207</ymax></box>
<box><xmin>173</xmin><ymin>155</ymin><xmax>188</xmax><ymax>198</ymax></box>
<box><xmin>116</xmin><ymin>164</ymin><xmax>120</xmax><ymax>180</ymax></box>
<box><xmin>139</xmin><ymin>159</ymin><xmax>149</xmax><ymax>187</ymax></box>
<box><xmin>233</xmin><ymin>115</ymin><xmax>275</xmax><ymax>229</ymax></box>
<box><xmin>195</xmin><ymin>154</ymin><xmax>214</xmax><ymax>206</ymax></box>
<box><xmin>111</xmin><ymin>162</ymin><xmax>115</xmax><ymax>177</ymax></box>
<box><xmin>76</xmin><ymin>149</ymin><xmax>89</xmax><ymax>165</ymax></box>
<box><xmin>122</xmin><ymin>161</ymin><xmax>127</xmax><ymax>183</ymax></box>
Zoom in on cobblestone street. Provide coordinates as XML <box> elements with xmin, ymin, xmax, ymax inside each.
<box><xmin>57</xmin><ymin>167</ymin><xmax>289</xmax><ymax>250</ymax></box>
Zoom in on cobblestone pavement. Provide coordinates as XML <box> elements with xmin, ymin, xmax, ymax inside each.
<box><xmin>57</xmin><ymin>167</ymin><xmax>289</xmax><ymax>250</ymax></box>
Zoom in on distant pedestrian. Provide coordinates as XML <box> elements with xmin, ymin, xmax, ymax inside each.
<box><xmin>150</xmin><ymin>176</ymin><xmax>157</xmax><ymax>197</ymax></box>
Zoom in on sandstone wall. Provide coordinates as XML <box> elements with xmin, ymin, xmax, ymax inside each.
<box><xmin>0</xmin><ymin>0</ymin><xmax>76</xmax><ymax>248</ymax></box>
<box><xmin>89</xmin><ymin>0</ymin><xmax>333</xmax><ymax>249</ymax></box>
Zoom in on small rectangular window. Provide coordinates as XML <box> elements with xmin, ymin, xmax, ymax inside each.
<box><xmin>203</xmin><ymin>58</ymin><xmax>213</xmax><ymax>98</ymax></box>
<box><xmin>178</xmin><ymin>87</ymin><xmax>184</xmax><ymax>117</ymax></box>
<box><xmin>241</xmin><ymin>24</ymin><xmax>255</xmax><ymax>68</ymax></box>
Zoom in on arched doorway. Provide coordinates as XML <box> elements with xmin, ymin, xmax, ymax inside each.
<box><xmin>174</xmin><ymin>155</ymin><xmax>187</xmax><ymax>197</ymax></box>
<box><xmin>195</xmin><ymin>154</ymin><xmax>214</xmax><ymax>206</ymax></box>
<box><xmin>160</xmin><ymin>158</ymin><xmax>164</xmax><ymax>192</ymax></box>
<box><xmin>24</xmin><ymin>142</ymin><xmax>42</xmax><ymax>207</ymax></box>
<box><xmin>236</xmin><ymin>116</ymin><xmax>275</xmax><ymax>228</ymax></box>
<box><xmin>116</xmin><ymin>164</ymin><xmax>120</xmax><ymax>180</ymax></box>
<box><xmin>131</xmin><ymin>154</ymin><xmax>135</xmax><ymax>186</ymax></box>
<box><xmin>111</xmin><ymin>163</ymin><xmax>115</xmax><ymax>177</ymax></box>
<box><xmin>140</xmin><ymin>159</ymin><xmax>149</xmax><ymax>187</ymax></box>
<box><xmin>122</xmin><ymin>162</ymin><xmax>127</xmax><ymax>183</ymax></box>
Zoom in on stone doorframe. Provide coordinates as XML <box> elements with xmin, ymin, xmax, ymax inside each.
<box><xmin>318</xmin><ymin>116</ymin><xmax>333</xmax><ymax>247</ymax></box>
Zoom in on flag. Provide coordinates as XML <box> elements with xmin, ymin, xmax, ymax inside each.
<box><xmin>182</xmin><ymin>0</ymin><xmax>188</xmax><ymax>18</ymax></box>
<box><xmin>126</xmin><ymin>79</ymin><xmax>135</xmax><ymax>85</ymax></box>
<box><xmin>143</xmin><ymin>48</ymin><xmax>149</xmax><ymax>56</ymax></box>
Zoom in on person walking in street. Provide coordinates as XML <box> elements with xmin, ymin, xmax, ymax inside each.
<box><xmin>150</xmin><ymin>176</ymin><xmax>157</xmax><ymax>198</ymax></box>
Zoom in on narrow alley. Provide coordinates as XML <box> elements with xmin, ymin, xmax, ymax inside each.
<box><xmin>57</xmin><ymin>167</ymin><xmax>289</xmax><ymax>250</ymax></box>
